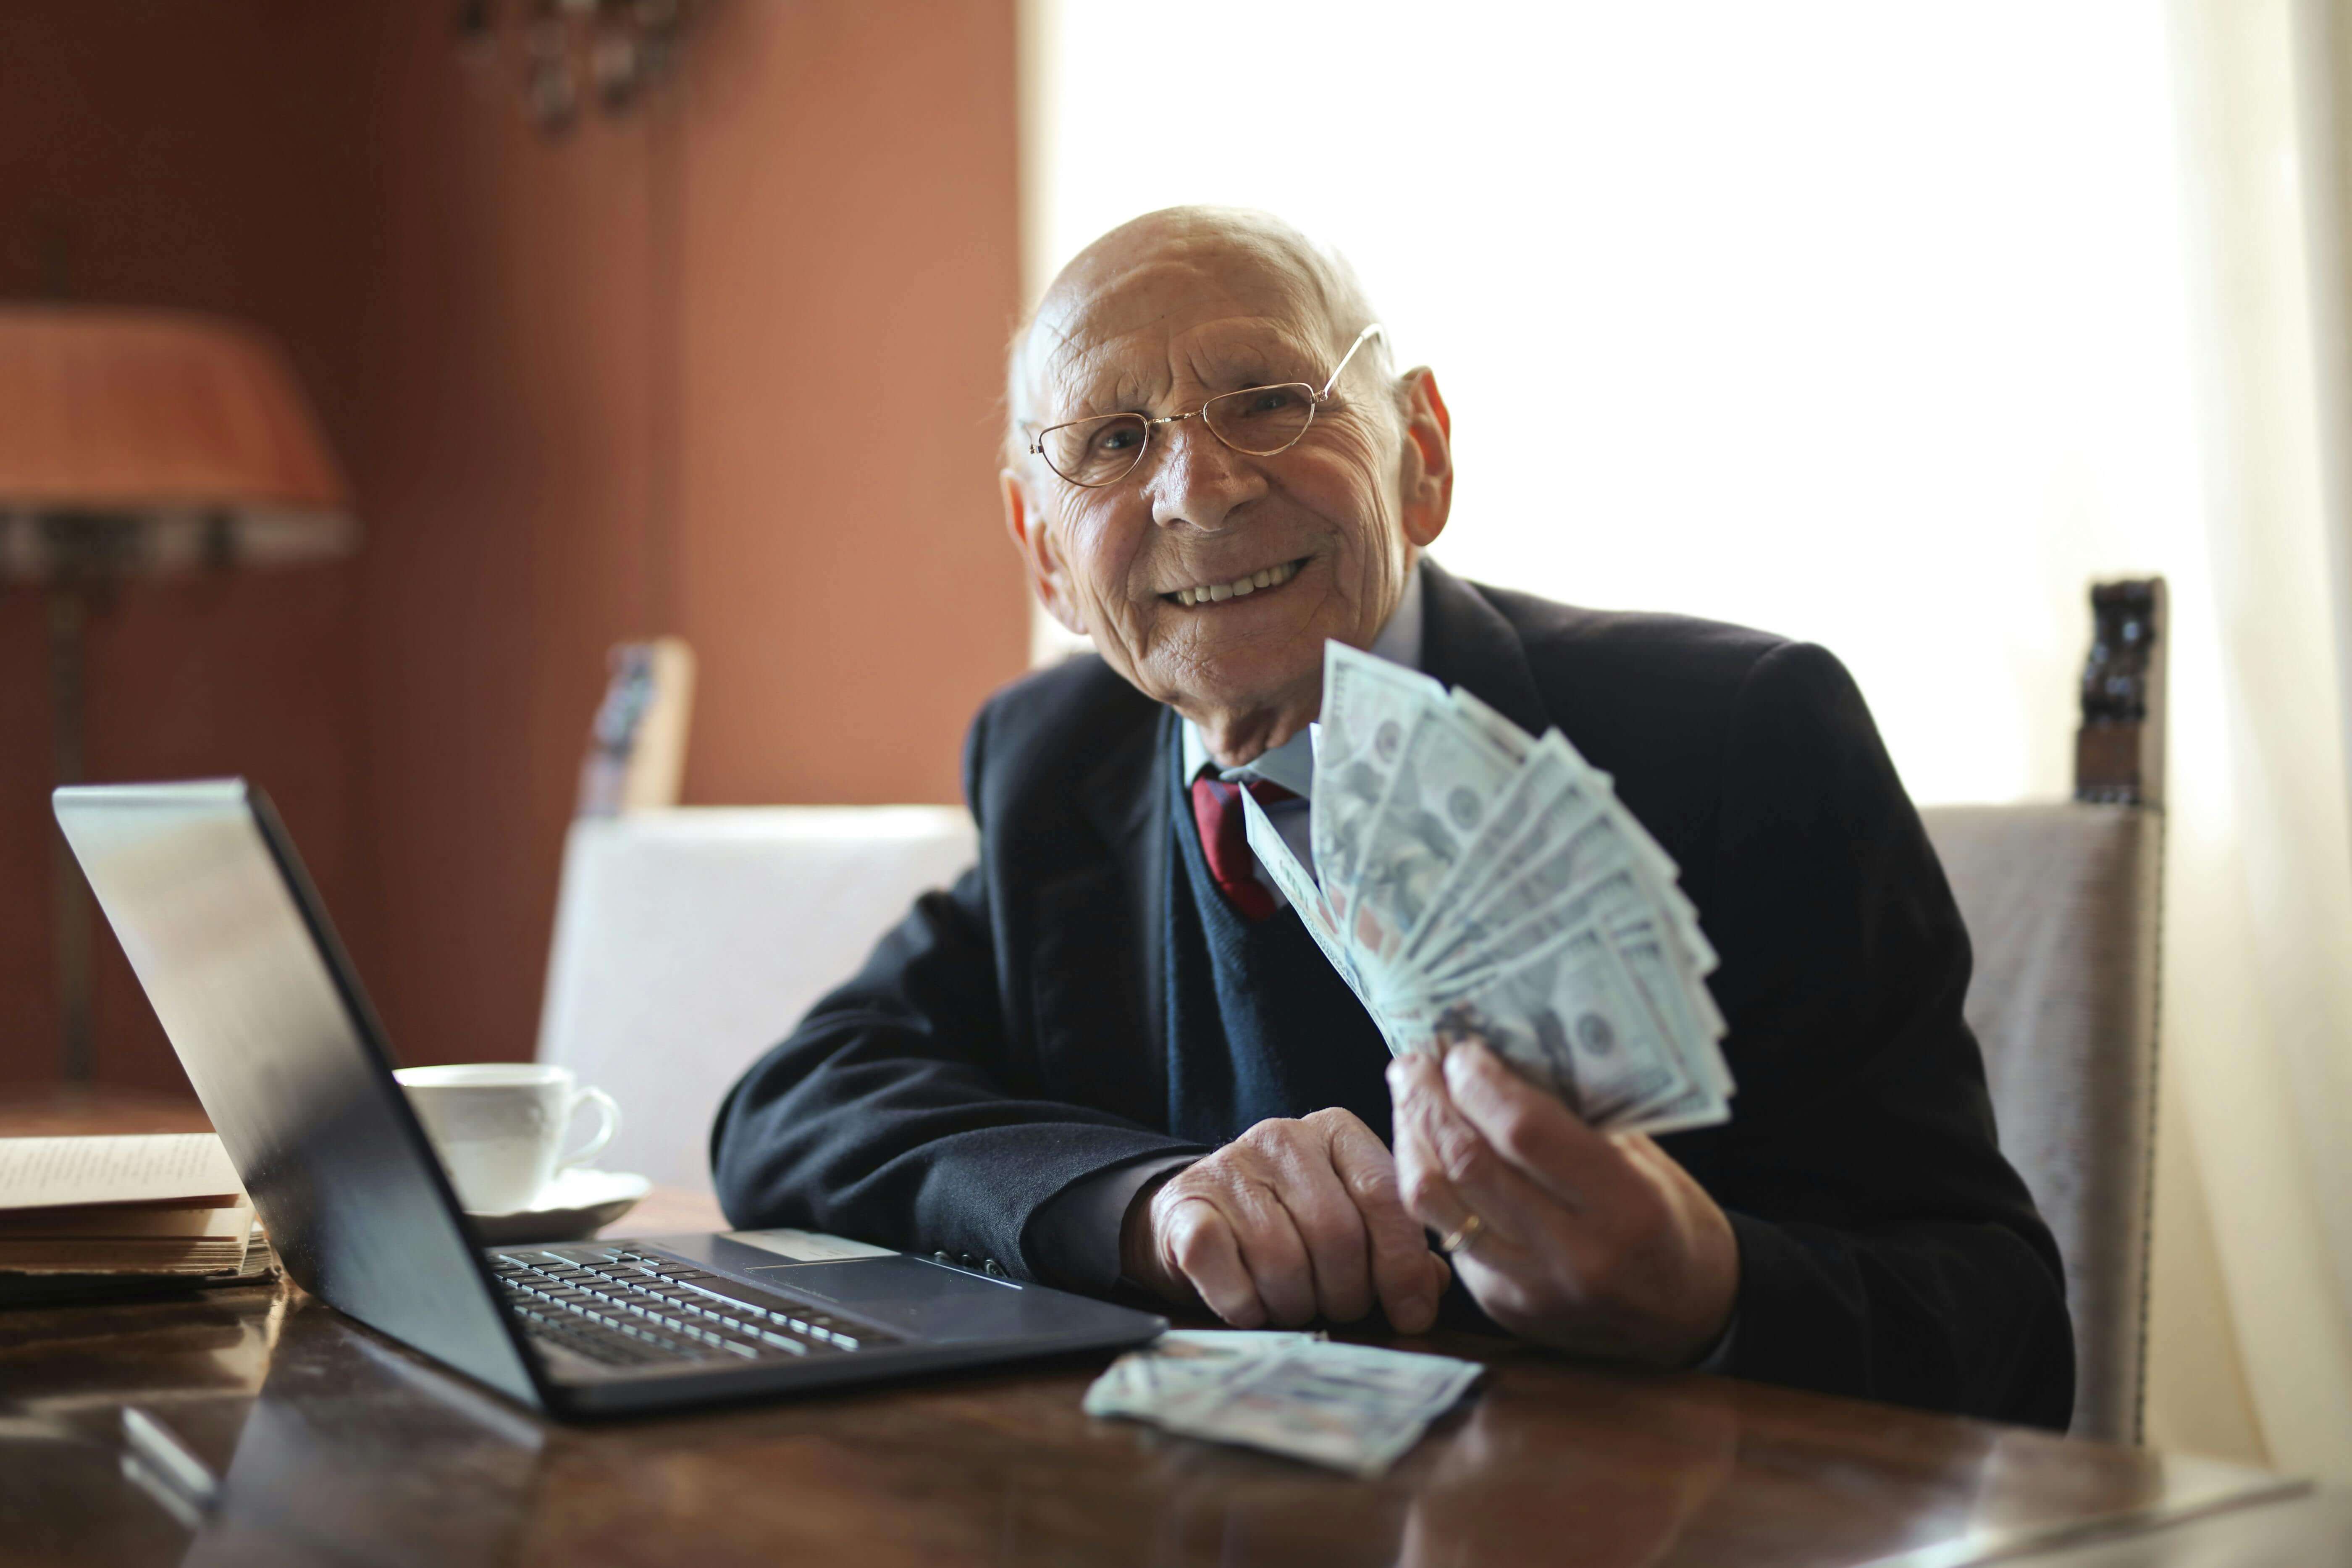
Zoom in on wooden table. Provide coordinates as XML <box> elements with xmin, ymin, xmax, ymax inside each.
<box><xmin>4</xmin><ymin>1098</ymin><xmax>2344</xmax><ymax>1567</ymax></box>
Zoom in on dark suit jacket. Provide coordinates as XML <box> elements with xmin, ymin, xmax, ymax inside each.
<box><xmin>713</xmin><ymin>560</ymin><xmax>2076</xmax><ymax>1429</ymax></box>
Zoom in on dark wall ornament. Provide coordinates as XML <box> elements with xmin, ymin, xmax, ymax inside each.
<box><xmin>455</xmin><ymin>0</ymin><xmax>696</xmax><ymax>136</ymax></box>
<box><xmin>2075</xmin><ymin>578</ymin><xmax>2168</xmax><ymax>807</ymax></box>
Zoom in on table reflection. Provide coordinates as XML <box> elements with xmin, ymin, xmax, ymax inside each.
<box><xmin>0</xmin><ymin>1287</ymin><xmax>286</xmax><ymax>1568</ymax></box>
<box><xmin>1011</xmin><ymin>1368</ymin><xmax>1741</xmax><ymax>1568</ymax></box>
<box><xmin>1398</xmin><ymin>1382</ymin><xmax>1738</xmax><ymax>1567</ymax></box>
<box><xmin>0</xmin><ymin>1282</ymin><xmax>2313</xmax><ymax>1568</ymax></box>
<box><xmin>176</xmin><ymin>1298</ymin><xmax>543</xmax><ymax>1568</ymax></box>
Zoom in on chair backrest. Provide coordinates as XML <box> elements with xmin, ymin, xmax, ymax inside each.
<box><xmin>535</xmin><ymin>806</ymin><xmax>978</xmax><ymax>1193</ymax></box>
<box><xmin>1916</xmin><ymin>578</ymin><xmax>2166</xmax><ymax>1443</ymax></box>
<box><xmin>1919</xmin><ymin>802</ymin><xmax>2159</xmax><ymax>1442</ymax></box>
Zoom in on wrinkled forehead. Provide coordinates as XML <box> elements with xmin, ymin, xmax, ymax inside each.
<box><xmin>1019</xmin><ymin>248</ymin><xmax>1341</xmax><ymax>420</ymax></box>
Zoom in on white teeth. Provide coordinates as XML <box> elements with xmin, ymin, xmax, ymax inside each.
<box><xmin>1172</xmin><ymin>559</ymin><xmax>1300</xmax><ymax>605</ymax></box>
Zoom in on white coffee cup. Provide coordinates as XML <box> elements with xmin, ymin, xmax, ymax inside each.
<box><xmin>394</xmin><ymin>1063</ymin><xmax>620</xmax><ymax>1214</ymax></box>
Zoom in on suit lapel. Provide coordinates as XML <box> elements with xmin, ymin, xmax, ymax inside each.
<box><xmin>1050</xmin><ymin>697</ymin><xmax>1173</xmax><ymax>1121</ymax></box>
<box><xmin>1418</xmin><ymin>558</ymin><xmax>1549</xmax><ymax>735</ymax></box>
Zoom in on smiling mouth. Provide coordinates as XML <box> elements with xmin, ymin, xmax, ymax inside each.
<box><xmin>1162</xmin><ymin>557</ymin><xmax>1308</xmax><ymax>607</ymax></box>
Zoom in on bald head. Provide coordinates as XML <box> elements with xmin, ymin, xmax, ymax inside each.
<box><xmin>1007</xmin><ymin>207</ymin><xmax>1387</xmax><ymax>451</ymax></box>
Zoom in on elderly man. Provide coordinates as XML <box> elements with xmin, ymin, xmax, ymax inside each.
<box><xmin>713</xmin><ymin>207</ymin><xmax>2074</xmax><ymax>1426</ymax></box>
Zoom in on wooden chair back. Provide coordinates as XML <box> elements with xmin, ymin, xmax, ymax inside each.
<box><xmin>1919</xmin><ymin>580</ymin><xmax>2165</xmax><ymax>1442</ymax></box>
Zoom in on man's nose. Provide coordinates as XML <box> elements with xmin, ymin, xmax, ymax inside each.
<box><xmin>1147</xmin><ymin>417</ymin><xmax>1267</xmax><ymax>534</ymax></box>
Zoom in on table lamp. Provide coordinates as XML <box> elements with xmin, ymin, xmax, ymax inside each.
<box><xmin>0</xmin><ymin>305</ymin><xmax>361</xmax><ymax>1085</ymax></box>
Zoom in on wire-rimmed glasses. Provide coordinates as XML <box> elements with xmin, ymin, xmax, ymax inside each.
<box><xmin>1025</xmin><ymin>323</ymin><xmax>1386</xmax><ymax>489</ymax></box>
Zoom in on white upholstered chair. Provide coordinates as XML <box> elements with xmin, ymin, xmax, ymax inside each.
<box><xmin>535</xmin><ymin>806</ymin><xmax>976</xmax><ymax>1194</ymax></box>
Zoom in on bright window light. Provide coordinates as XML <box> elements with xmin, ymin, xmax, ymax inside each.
<box><xmin>1032</xmin><ymin>0</ymin><xmax>2200</xmax><ymax>804</ymax></box>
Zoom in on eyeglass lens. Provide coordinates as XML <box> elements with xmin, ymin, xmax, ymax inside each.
<box><xmin>1206</xmin><ymin>383</ymin><xmax>1316</xmax><ymax>456</ymax></box>
<box><xmin>1041</xmin><ymin>415</ymin><xmax>1150</xmax><ymax>489</ymax></box>
<box><xmin>1039</xmin><ymin>382</ymin><xmax>1320</xmax><ymax>487</ymax></box>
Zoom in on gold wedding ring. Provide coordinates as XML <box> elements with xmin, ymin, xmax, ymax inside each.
<box><xmin>1438</xmin><ymin>1212</ymin><xmax>1486</xmax><ymax>1256</ymax></box>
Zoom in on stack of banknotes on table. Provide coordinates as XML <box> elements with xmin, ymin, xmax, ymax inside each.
<box><xmin>1240</xmin><ymin>642</ymin><xmax>1735</xmax><ymax>1135</ymax></box>
<box><xmin>1084</xmin><ymin>1330</ymin><xmax>1483</xmax><ymax>1477</ymax></box>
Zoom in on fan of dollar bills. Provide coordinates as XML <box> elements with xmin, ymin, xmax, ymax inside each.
<box><xmin>1239</xmin><ymin>642</ymin><xmax>1734</xmax><ymax>1136</ymax></box>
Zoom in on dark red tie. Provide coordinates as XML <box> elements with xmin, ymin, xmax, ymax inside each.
<box><xmin>1189</xmin><ymin>774</ymin><xmax>1299</xmax><ymax>923</ymax></box>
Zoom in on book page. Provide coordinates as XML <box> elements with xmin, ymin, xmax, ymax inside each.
<box><xmin>0</xmin><ymin>1198</ymin><xmax>254</xmax><ymax>1238</ymax></box>
<box><xmin>0</xmin><ymin>1135</ymin><xmax>244</xmax><ymax>1213</ymax></box>
<box><xmin>0</xmin><ymin>1233</ymin><xmax>251</xmax><ymax>1274</ymax></box>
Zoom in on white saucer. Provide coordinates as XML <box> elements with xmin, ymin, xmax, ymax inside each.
<box><xmin>466</xmin><ymin>1168</ymin><xmax>652</xmax><ymax>1245</ymax></box>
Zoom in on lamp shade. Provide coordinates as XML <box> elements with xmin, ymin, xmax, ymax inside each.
<box><xmin>0</xmin><ymin>305</ymin><xmax>359</xmax><ymax>579</ymax></box>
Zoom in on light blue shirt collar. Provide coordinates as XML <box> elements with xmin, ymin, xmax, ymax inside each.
<box><xmin>1180</xmin><ymin>561</ymin><xmax>1426</xmax><ymax>797</ymax></box>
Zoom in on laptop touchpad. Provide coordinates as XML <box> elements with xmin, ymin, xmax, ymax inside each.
<box><xmin>743</xmin><ymin>1256</ymin><xmax>1059</xmax><ymax>1341</ymax></box>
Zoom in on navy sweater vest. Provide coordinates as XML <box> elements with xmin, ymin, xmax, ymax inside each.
<box><xmin>1162</xmin><ymin>758</ymin><xmax>1396</xmax><ymax>1147</ymax></box>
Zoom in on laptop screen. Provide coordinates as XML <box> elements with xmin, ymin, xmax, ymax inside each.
<box><xmin>54</xmin><ymin>780</ymin><xmax>541</xmax><ymax>1405</ymax></box>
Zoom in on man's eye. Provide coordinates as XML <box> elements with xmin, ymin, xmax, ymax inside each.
<box><xmin>1095</xmin><ymin>423</ymin><xmax>1141</xmax><ymax>452</ymax></box>
<box><xmin>1248</xmin><ymin>389</ymin><xmax>1298</xmax><ymax>415</ymax></box>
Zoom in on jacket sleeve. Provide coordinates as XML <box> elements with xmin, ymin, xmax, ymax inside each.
<box><xmin>709</xmin><ymin>698</ymin><xmax>1202</xmax><ymax>1281</ymax></box>
<box><xmin>1698</xmin><ymin>641</ymin><xmax>2076</xmax><ymax>1429</ymax></box>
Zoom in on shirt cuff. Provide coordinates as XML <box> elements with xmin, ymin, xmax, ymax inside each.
<box><xmin>1688</xmin><ymin>1310</ymin><xmax>1739</xmax><ymax>1374</ymax></box>
<box><xmin>1024</xmin><ymin>1153</ymin><xmax>1198</xmax><ymax>1295</ymax></box>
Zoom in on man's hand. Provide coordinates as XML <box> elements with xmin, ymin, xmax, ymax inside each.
<box><xmin>1121</xmin><ymin>1108</ymin><xmax>1450</xmax><ymax>1332</ymax></box>
<box><xmin>1388</xmin><ymin>1042</ymin><xmax>1738</xmax><ymax>1367</ymax></box>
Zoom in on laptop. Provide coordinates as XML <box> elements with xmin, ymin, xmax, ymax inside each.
<box><xmin>53</xmin><ymin>779</ymin><xmax>1167</xmax><ymax>1417</ymax></box>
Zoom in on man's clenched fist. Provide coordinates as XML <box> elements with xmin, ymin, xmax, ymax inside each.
<box><xmin>1120</xmin><ymin>1108</ymin><xmax>1450</xmax><ymax>1332</ymax></box>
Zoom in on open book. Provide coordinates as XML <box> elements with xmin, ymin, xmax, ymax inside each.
<box><xmin>0</xmin><ymin>1134</ymin><xmax>275</xmax><ymax>1295</ymax></box>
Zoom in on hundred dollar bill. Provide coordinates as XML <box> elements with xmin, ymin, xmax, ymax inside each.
<box><xmin>1425</xmin><ymin>802</ymin><xmax>1714</xmax><ymax>987</ymax></box>
<box><xmin>1586</xmin><ymin>920</ymin><xmax>1730</xmax><ymax>1126</ymax></box>
<box><xmin>1452</xmin><ymin>748</ymin><xmax>1687</xmax><ymax>930</ymax></box>
<box><xmin>1344</xmin><ymin>705</ymin><xmax>1523</xmax><ymax>967</ymax></box>
<box><xmin>1399</xmin><ymin>734</ymin><xmax>1606</xmax><ymax>973</ymax></box>
<box><xmin>1313</xmin><ymin>643</ymin><xmax>1446</xmax><ymax>928</ymax></box>
<box><xmin>1402</xmin><ymin>893</ymin><xmax>1727</xmax><ymax>1132</ymax></box>
<box><xmin>1142</xmin><ymin>1338</ymin><xmax>1483</xmax><ymax>1479</ymax></box>
<box><xmin>1444</xmin><ymin>686</ymin><xmax>1535</xmax><ymax>764</ymax></box>
<box><xmin>1421</xmin><ymin>843</ymin><xmax>1729</xmax><ymax>1122</ymax></box>
<box><xmin>1417</xmin><ymin>924</ymin><xmax>1695</xmax><ymax>1126</ymax></box>
<box><xmin>1083</xmin><ymin>1330</ymin><xmax>1322</xmax><ymax>1420</ymax></box>
<box><xmin>1240</xmin><ymin>790</ymin><xmax>1412</xmax><ymax>1055</ymax></box>
<box><xmin>1433</xmin><ymin>900</ymin><xmax>1730</xmax><ymax>1118</ymax></box>
<box><xmin>1605</xmin><ymin>916</ymin><xmax>1731</xmax><ymax>1095</ymax></box>
<box><xmin>1417</xmin><ymin>861</ymin><xmax>1662</xmax><ymax>997</ymax></box>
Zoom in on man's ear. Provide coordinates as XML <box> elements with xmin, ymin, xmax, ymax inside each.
<box><xmin>1396</xmin><ymin>368</ymin><xmax>1454</xmax><ymax>550</ymax></box>
<box><xmin>1000</xmin><ymin>468</ymin><xmax>1088</xmax><ymax>636</ymax></box>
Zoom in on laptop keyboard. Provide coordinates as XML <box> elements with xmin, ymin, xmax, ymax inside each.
<box><xmin>489</xmin><ymin>1245</ymin><xmax>902</xmax><ymax>1371</ymax></box>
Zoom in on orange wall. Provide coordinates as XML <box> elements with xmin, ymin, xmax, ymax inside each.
<box><xmin>0</xmin><ymin>3</ymin><xmax>378</xmax><ymax>1095</ymax></box>
<box><xmin>1</xmin><ymin>1</ymin><xmax>1029</xmax><ymax>1093</ymax></box>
